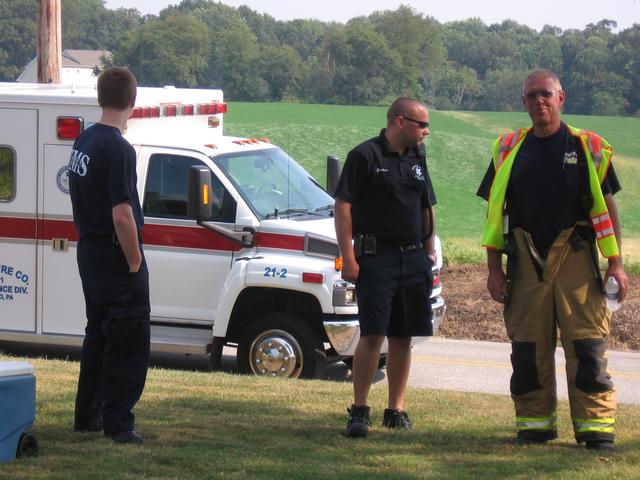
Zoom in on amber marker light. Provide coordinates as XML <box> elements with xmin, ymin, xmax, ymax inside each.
<box><xmin>202</xmin><ymin>184</ymin><xmax>209</xmax><ymax>205</ymax></box>
<box><xmin>335</xmin><ymin>257</ymin><xmax>343</xmax><ymax>271</ymax></box>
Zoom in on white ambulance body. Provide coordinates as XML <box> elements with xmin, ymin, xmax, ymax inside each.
<box><xmin>0</xmin><ymin>82</ymin><xmax>446</xmax><ymax>378</ymax></box>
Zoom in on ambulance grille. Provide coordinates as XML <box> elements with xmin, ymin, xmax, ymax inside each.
<box><xmin>304</xmin><ymin>234</ymin><xmax>340</xmax><ymax>259</ymax></box>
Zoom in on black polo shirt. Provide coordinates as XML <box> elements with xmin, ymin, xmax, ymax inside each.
<box><xmin>335</xmin><ymin>129</ymin><xmax>437</xmax><ymax>244</ymax></box>
<box><xmin>69</xmin><ymin>123</ymin><xmax>143</xmax><ymax>239</ymax></box>
<box><xmin>477</xmin><ymin>123</ymin><xmax>620</xmax><ymax>253</ymax></box>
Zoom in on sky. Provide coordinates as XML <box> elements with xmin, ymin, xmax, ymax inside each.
<box><xmin>104</xmin><ymin>0</ymin><xmax>640</xmax><ymax>32</ymax></box>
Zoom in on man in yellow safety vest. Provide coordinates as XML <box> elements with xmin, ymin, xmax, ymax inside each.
<box><xmin>477</xmin><ymin>69</ymin><xmax>629</xmax><ymax>451</ymax></box>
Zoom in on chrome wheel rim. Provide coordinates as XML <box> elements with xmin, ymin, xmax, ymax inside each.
<box><xmin>249</xmin><ymin>329</ymin><xmax>303</xmax><ymax>378</ymax></box>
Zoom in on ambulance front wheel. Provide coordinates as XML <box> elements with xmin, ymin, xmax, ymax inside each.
<box><xmin>238</xmin><ymin>313</ymin><xmax>324</xmax><ymax>379</ymax></box>
<box><xmin>16</xmin><ymin>432</ymin><xmax>38</xmax><ymax>459</ymax></box>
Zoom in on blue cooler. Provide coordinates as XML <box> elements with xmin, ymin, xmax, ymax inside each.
<box><xmin>0</xmin><ymin>361</ymin><xmax>37</xmax><ymax>463</ymax></box>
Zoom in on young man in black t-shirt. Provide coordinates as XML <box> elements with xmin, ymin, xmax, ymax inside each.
<box><xmin>69</xmin><ymin>67</ymin><xmax>150</xmax><ymax>445</ymax></box>
<box><xmin>334</xmin><ymin>97</ymin><xmax>437</xmax><ymax>438</ymax></box>
<box><xmin>477</xmin><ymin>69</ymin><xmax>629</xmax><ymax>451</ymax></box>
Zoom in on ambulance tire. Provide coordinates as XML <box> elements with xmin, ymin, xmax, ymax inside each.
<box><xmin>238</xmin><ymin>313</ymin><xmax>324</xmax><ymax>379</ymax></box>
<box><xmin>16</xmin><ymin>432</ymin><xmax>38</xmax><ymax>459</ymax></box>
<box><xmin>343</xmin><ymin>355</ymin><xmax>387</xmax><ymax>371</ymax></box>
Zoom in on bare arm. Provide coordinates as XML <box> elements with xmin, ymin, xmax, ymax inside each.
<box><xmin>113</xmin><ymin>202</ymin><xmax>142</xmax><ymax>273</ymax></box>
<box><xmin>604</xmin><ymin>193</ymin><xmax>629</xmax><ymax>301</ymax></box>
<box><xmin>422</xmin><ymin>207</ymin><xmax>436</xmax><ymax>262</ymax></box>
<box><xmin>486</xmin><ymin>247</ymin><xmax>508</xmax><ymax>303</ymax></box>
<box><xmin>334</xmin><ymin>198</ymin><xmax>358</xmax><ymax>282</ymax></box>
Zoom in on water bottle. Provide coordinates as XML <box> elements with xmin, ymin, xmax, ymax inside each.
<box><xmin>604</xmin><ymin>276</ymin><xmax>621</xmax><ymax>312</ymax></box>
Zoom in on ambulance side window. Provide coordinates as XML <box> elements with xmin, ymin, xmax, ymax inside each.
<box><xmin>143</xmin><ymin>154</ymin><xmax>235</xmax><ymax>222</ymax></box>
<box><xmin>0</xmin><ymin>147</ymin><xmax>15</xmax><ymax>202</ymax></box>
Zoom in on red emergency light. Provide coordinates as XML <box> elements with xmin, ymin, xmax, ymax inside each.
<box><xmin>211</xmin><ymin>103</ymin><xmax>227</xmax><ymax>114</ymax></box>
<box><xmin>57</xmin><ymin>117</ymin><xmax>84</xmax><ymax>140</ymax></box>
<box><xmin>129</xmin><ymin>102</ymin><xmax>227</xmax><ymax>121</ymax></box>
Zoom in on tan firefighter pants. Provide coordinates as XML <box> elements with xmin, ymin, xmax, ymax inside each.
<box><xmin>504</xmin><ymin>227</ymin><xmax>615</xmax><ymax>443</ymax></box>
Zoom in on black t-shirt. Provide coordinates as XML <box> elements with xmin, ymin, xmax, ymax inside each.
<box><xmin>477</xmin><ymin>123</ymin><xmax>621</xmax><ymax>253</ymax></box>
<box><xmin>334</xmin><ymin>129</ymin><xmax>437</xmax><ymax>244</ymax></box>
<box><xmin>68</xmin><ymin>123</ymin><xmax>143</xmax><ymax>238</ymax></box>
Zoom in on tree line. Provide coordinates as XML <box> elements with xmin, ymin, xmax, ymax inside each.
<box><xmin>1</xmin><ymin>0</ymin><xmax>639</xmax><ymax>115</ymax></box>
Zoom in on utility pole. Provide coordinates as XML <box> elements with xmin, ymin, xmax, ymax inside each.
<box><xmin>36</xmin><ymin>0</ymin><xmax>62</xmax><ymax>83</ymax></box>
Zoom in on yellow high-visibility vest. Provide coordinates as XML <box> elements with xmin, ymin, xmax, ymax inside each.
<box><xmin>481</xmin><ymin>125</ymin><xmax>619</xmax><ymax>258</ymax></box>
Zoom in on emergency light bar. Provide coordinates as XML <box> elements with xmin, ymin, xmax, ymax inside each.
<box><xmin>129</xmin><ymin>102</ymin><xmax>227</xmax><ymax>119</ymax></box>
<box><xmin>232</xmin><ymin>138</ymin><xmax>270</xmax><ymax>145</ymax></box>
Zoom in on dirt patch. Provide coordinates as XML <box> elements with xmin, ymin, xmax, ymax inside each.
<box><xmin>439</xmin><ymin>264</ymin><xmax>640</xmax><ymax>352</ymax></box>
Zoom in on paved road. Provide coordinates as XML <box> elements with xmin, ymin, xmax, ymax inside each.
<box><xmin>407</xmin><ymin>337</ymin><xmax>640</xmax><ymax>405</ymax></box>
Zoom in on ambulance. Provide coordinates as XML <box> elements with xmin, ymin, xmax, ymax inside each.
<box><xmin>0</xmin><ymin>82</ymin><xmax>446</xmax><ymax>379</ymax></box>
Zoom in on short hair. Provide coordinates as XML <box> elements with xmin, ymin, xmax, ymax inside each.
<box><xmin>387</xmin><ymin>97</ymin><xmax>427</xmax><ymax>126</ymax></box>
<box><xmin>523</xmin><ymin>69</ymin><xmax>562</xmax><ymax>94</ymax></box>
<box><xmin>97</xmin><ymin>67</ymin><xmax>137</xmax><ymax>110</ymax></box>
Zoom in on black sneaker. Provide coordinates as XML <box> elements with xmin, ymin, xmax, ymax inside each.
<box><xmin>345</xmin><ymin>405</ymin><xmax>371</xmax><ymax>438</ymax></box>
<box><xmin>108</xmin><ymin>430</ymin><xmax>144</xmax><ymax>445</ymax></box>
<box><xmin>382</xmin><ymin>409</ymin><xmax>412</xmax><ymax>429</ymax></box>
<box><xmin>586</xmin><ymin>439</ymin><xmax>615</xmax><ymax>452</ymax></box>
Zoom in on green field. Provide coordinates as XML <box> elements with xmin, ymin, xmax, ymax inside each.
<box><xmin>224</xmin><ymin>104</ymin><xmax>640</xmax><ymax>264</ymax></box>
<box><xmin>2</xmin><ymin>354</ymin><xmax>640</xmax><ymax>480</ymax></box>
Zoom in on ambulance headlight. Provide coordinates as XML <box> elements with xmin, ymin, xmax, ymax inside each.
<box><xmin>333</xmin><ymin>281</ymin><xmax>357</xmax><ymax>306</ymax></box>
<box><xmin>345</xmin><ymin>289</ymin><xmax>356</xmax><ymax>304</ymax></box>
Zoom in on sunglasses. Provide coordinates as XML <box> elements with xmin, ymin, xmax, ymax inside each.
<box><xmin>399</xmin><ymin>115</ymin><xmax>429</xmax><ymax>129</ymax></box>
<box><xmin>523</xmin><ymin>90</ymin><xmax>559</xmax><ymax>101</ymax></box>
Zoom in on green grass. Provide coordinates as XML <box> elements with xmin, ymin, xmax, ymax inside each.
<box><xmin>224</xmin><ymin>104</ymin><xmax>640</xmax><ymax>263</ymax></box>
<box><xmin>2</xmin><ymin>353</ymin><xmax>640</xmax><ymax>479</ymax></box>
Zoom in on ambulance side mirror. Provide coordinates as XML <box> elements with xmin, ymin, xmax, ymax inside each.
<box><xmin>326</xmin><ymin>154</ymin><xmax>341</xmax><ymax>197</ymax></box>
<box><xmin>187</xmin><ymin>166</ymin><xmax>213</xmax><ymax>220</ymax></box>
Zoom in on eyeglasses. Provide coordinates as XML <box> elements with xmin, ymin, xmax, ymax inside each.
<box><xmin>399</xmin><ymin>115</ymin><xmax>429</xmax><ymax>129</ymax></box>
<box><xmin>523</xmin><ymin>90</ymin><xmax>559</xmax><ymax>101</ymax></box>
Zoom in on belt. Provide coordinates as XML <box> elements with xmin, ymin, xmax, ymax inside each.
<box><xmin>377</xmin><ymin>241</ymin><xmax>422</xmax><ymax>253</ymax></box>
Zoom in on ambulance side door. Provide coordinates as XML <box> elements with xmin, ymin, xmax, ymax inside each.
<box><xmin>138</xmin><ymin>147</ymin><xmax>238</xmax><ymax>324</ymax></box>
<box><xmin>0</xmin><ymin>108</ymin><xmax>37</xmax><ymax>332</ymax></box>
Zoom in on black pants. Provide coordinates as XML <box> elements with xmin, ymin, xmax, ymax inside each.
<box><xmin>74</xmin><ymin>236</ymin><xmax>150</xmax><ymax>435</ymax></box>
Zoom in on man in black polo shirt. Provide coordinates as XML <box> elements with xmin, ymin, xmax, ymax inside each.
<box><xmin>334</xmin><ymin>97</ymin><xmax>437</xmax><ymax>438</ymax></box>
<box><xmin>69</xmin><ymin>67</ymin><xmax>150</xmax><ymax>445</ymax></box>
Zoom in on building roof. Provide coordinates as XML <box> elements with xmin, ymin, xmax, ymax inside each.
<box><xmin>61</xmin><ymin>50</ymin><xmax>112</xmax><ymax>68</ymax></box>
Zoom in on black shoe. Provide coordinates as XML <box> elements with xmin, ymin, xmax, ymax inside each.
<box><xmin>74</xmin><ymin>419</ymin><xmax>103</xmax><ymax>433</ymax></box>
<box><xmin>586</xmin><ymin>439</ymin><xmax>615</xmax><ymax>452</ymax></box>
<box><xmin>345</xmin><ymin>405</ymin><xmax>371</xmax><ymax>438</ymax></box>
<box><xmin>382</xmin><ymin>409</ymin><xmax>412</xmax><ymax>429</ymax></box>
<box><xmin>515</xmin><ymin>430</ymin><xmax>557</xmax><ymax>445</ymax></box>
<box><xmin>515</xmin><ymin>437</ymin><xmax>548</xmax><ymax>446</ymax></box>
<box><xmin>108</xmin><ymin>430</ymin><xmax>144</xmax><ymax>445</ymax></box>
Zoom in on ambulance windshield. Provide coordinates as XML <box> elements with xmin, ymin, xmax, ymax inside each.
<box><xmin>213</xmin><ymin>148</ymin><xmax>334</xmax><ymax>219</ymax></box>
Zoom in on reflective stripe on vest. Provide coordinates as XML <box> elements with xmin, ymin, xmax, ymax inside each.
<box><xmin>516</xmin><ymin>414</ymin><xmax>557</xmax><ymax>431</ymax></box>
<box><xmin>481</xmin><ymin>125</ymin><xmax>620</xmax><ymax>258</ymax></box>
<box><xmin>593</xmin><ymin>211</ymin><xmax>615</xmax><ymax>240</ymax></box>
<box><xmin>573</xmin><ymin>417</ymin><xmax>615</xmax><ymax>434</ymax></box>
<box><xmin>497</xmin><ymin>130</ymin><xmax>521</xmax><ymax>169</ymax></box>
